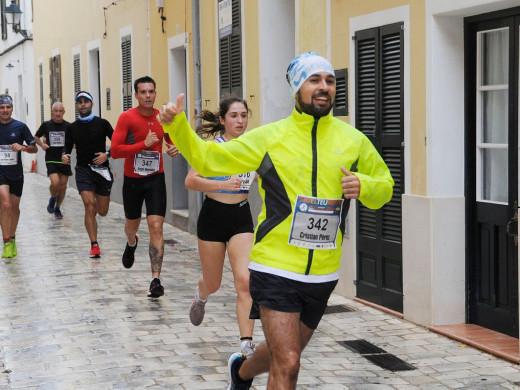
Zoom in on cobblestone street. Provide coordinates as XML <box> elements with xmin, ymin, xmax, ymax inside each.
<box><xmin>0</xmin><ymin>172</ymin><xmax>519</xmax><ymax>389</ymax></box>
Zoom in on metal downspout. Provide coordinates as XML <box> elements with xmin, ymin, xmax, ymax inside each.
<box><xmin>191</xmin><ymin>0</ymin><xmax>204</xmax><ymax>215</ymax></box>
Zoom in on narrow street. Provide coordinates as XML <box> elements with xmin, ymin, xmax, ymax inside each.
<box><xmin>0</xmin><ymin>172</ymin><xmax>518</xmax><ymax>389</ymax></box>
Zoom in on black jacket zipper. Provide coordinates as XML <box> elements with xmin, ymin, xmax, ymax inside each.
<box><xmin>305</xmin><ymin>117</ymin><xmax>319</xmax><ymax>275</ymax></box>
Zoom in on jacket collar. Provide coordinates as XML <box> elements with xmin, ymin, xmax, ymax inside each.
<box><xmin>292</xmin><ymin>107</ymin><xmax>333</xmax><ymax>127</ymax></box>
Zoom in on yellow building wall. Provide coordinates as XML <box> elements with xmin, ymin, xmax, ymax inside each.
<box><xmin>198</xmin><ymin>0</ymin><xmax>261</xmax><ymax>130</ymax></box>
<box><xmin>32</xmin><ymin>0</ymin><xmax>189</xmax><ymax>130</ymax></box>
<box><xmin>296</xmin><ymin>0</ymin><xmax>427</xmax><ymax>196</ymax></box>
<box><xmin>298</xmin><ymin>0</ymin><xmax>328</xmax><ymax>56</ymax></box>
<box><xmin>243</xmin><ymin>1</ymin><xmax>260</xmax><ymax>130</ymax></box>
<box><xmin>200</xmin><ymin>1</ymin><xmax>219</xmax><ymax>115</ymax></box>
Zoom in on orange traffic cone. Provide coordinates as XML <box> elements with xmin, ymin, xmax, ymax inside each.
<box><xmin>30</xmin><ymin>160</ymin><xmax>37</xmax><ymax>173</ymax></box>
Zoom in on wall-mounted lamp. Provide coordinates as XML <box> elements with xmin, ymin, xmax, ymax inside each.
<box><xmin>5</xmin><ymin>59</ymin><xmax>19</xmax><ymax>69</ymax></box>
<box><xmin>156</xmin><ymin>0</ymin><xmax>166</xmax><ymax>33</ymax></box>
<box><xmin>2</xmin><ymin>1</ymin><xmax>28</xmax><ymax>38</ymax></box>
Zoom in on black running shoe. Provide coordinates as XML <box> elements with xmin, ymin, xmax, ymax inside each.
<box><xmin>148</xmin><ymin>278</ymin><xmax>164</xmax><ymax>298</ymax></box>
<box><xmin>47</xmin><ymin>197</ymin><xmax>56</xmax><ymax>214</ymax></box>
<box><xmin>54</xmin><ymin>207</ymin><xmax>63</xmax><ymax>219</ymax></box>
<box><xmin>122</xmin><ymin>234</ymin><xmax>138</xmax><ymax>269</ymax></box>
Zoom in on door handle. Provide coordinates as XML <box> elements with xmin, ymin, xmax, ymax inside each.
<box><xmin>506</xmin><ymin>207</ymin><xmax>518</xmax><ymax>246</ymax></box>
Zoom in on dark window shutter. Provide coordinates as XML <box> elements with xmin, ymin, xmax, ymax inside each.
<box><xmin>73</xmin><ymin>54</ymin><xmax>81</xmax><ymax>117</ymax></box>
<box><xmin>1</xmin><ymin>0</ymin><xmax>6</xmax><ymax>40</ymax></box>
<box><xmin>355</xmin><ymin>27</ymin><xmax>379</xmax><ymax>237</ymax></box>
<box><xmin>355</xmin><ymin>23</ymin><xmax>403</xmax><ymax>243</ymax></box>
<box><xmin>55</xmin><ymin>55</ymin><xmax>62</xmax><ymax>102</ymax></box>
<box><xmin>219</xmin><ymin>0</ymin><xmax>242</xmax><ymax>97</ymax></box>
<box><xmin>356</xmin><ymin>29</ymin><xmax>377</xmax><ymax>138</ymax></box>
<box><xmin>39</xmin><ymin>63</ymin><xmax>44</xmax><ymax>123</ymax></box>
<box><xmin>48</xmin><ymin>57</ymin><xmax>53</xmax><ymax>104</ymax></box>
<box><xmin>333</xmin><ymin>68</ymin><xmax>348</xmax><ymax>116</ymax></box>
<box><xmin>380</xmin><ymin>23</ymin><xmax>404</xmax><ymax>242</ymax></box>
<box><xmin>121</xmin><ymin>35</ymin><xmax>132</xmax><ymax>111</ymax></box>
<box><xmin>49</xmin><ymin>55</ymin><xmax>62</xmax><ymax>110</ymax></box>
<box><xmin>355</xmin><ymin>22</ymin><xmax>404</xmax><ymax>312</ymax></box>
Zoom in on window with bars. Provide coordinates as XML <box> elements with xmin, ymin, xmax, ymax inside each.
<box><xmin>49</xmin><ymin>54</ymin><xmax>62</xmax><ymax>110</ymax></box>
<box><xmin>39</xmin><ymin>63</ymin><xmax>44</xmax><ymax>123</ymax></box>
<box><xmin>121</xmin><ymin>35</ymin><xmax>132</xmax><ymax>111</ymax></box>
<box><xmin>219</xmin><ymin>0</ymin><xmax>242</xmax><ymax>97</ymax></box>
<box><xmin>73</xmin><ymin>54</ymin><xmax>81</xmax><ymax>118</ymax></box>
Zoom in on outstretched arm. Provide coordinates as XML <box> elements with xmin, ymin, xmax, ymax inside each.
<box><xmin>159</xmin><ymin>93</ymin><xmax>264</xmax><ymax>177</ymax></box>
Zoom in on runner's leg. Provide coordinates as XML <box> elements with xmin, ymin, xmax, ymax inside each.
<box><xmin>147</xmin><ymin>215</ymin><xmax>164</xmax><ymax>278</ymax></box>
<box><xmin>95</xmin><ymin>194</ymin><xmax>110</xmax><ymax>217</ymax></box>
<box><xmin>227</xmin><ymin>232</ymin><xmax>254</xmax><ymax>339</ymax></box>
<box><xmin>0</xmin><ymin>185</ymin><xmax>11</xmax><ymax>240</ymax></box>
<box><xmin>48</xmin><ymin>173</ymin><xmax>59</xmax><ymax>199</ymax></box>
<box><xmin>80</xmin><ymin>191</ymin><xmax>98</xmax><ymax>242</ymax></box>
<box><xmin>56</xmin><ymin>173</ymin><xmax>69</xmax><ymax>206</ymax></box>
<box><xmin>197</xmin><ymin>239</ymin><xmax>227</xmax><ymax>299</ymax></box>
<box><xmin>7</xmin><ymin>193</ymin><xmax>21</xmax><ymax>238</ymax></box>
<box><xmin>239</xmin><ymin>307</ymin><xmax>315</xmax><ymax>389</ymax></box>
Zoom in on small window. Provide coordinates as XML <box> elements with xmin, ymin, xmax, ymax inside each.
<box><xmin>106</xmin><ymin>88</ymin><xmax>111</xmax><ymax>111</ymax></box>
<box><xmin>73</xmin><ymin>54</ymin><xmax>81</xmax><ymax>117</ymax></box>
<box><xmin>38</xmin><ymin>63</ymin><xmax>44</xmax><ymax>123</ymax></box>
<box><xmin>49</xmin><ymin>54</ymin><xmax>62</xmax><ymax>110</ymax></box>
<box><xmin>333</xmin><ymin>68</ymin><xmax>348</xmax><ymax>116</ymax></box>
<box><xmin>121</xmin><ymin>35</ymin><xmax>132</xmax><ymax>111</ymax></box>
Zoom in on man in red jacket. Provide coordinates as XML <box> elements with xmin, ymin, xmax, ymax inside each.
<box><xmin>111</xmin><ymin>76</ymin><xmax>178</xmax><ymax>298</ymax></box>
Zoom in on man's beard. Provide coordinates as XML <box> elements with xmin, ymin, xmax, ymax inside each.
<box><xmin>296</xmin><ymin>92</ymin><xmax>333</xmax><ymax>118</ymax></box>
<box><xmin>79</xmin><ymin>108</ymin><xmax>92</xmax><ymax>117</ymax></box>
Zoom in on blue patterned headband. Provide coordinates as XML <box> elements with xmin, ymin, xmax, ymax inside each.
<box><xmin>0</xmin><ymin>95</ymin><xmax>13</xmax><ymax>106</ymax></box>
<box><xmin>286</xmin><ymin>52</ymin><xmax>335</xmax><ymax>96</ymax></box>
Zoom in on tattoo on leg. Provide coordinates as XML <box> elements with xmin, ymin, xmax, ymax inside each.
<box><xmin>149</xmin><ymin>243</ymin><xmax>163</xmax><ymax>274</ymax></box>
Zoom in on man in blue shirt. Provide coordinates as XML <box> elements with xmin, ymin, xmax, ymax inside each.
<box><xmin>0</xmin><ymin>94</ymin><xmax>37</xmax><ymax>258</ymax></box>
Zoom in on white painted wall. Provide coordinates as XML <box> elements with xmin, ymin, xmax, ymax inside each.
<box><xmin>0</xmin><ymin>0</ymin><xmax>35</xmax><ymax>170</ymax></box>
<box><xmin>258</xmin><ymin>0</ymin><xmax>295</xmax><ymax>125</ymax></box>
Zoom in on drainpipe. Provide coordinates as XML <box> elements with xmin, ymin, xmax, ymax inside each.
<box><xmin>191</xmin><ymin>0</ymin><xmax>204</xmax><ymax>225</ymax></box>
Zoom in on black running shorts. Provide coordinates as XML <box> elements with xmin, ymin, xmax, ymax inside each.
<box><xmin>248</xmin><ymin>270</ymin><xmax>338</xmax><ymax>330</ymax></box>
<box><xmin>122</xmin><ymin>173</ymin><xmax>167</xmax><ymax>220</ymax></box>
<box><xmin>196</xmin><ymin>196</ymin><xmax>254</xmax><ymax>243</ymax></box>
<box><xmin>46</xmin><ymin>162</ymin><xmax>72</xmax><ymax>176</ymax></box>
<box><xmin>0</xmin><ymin>176</ymin><xmax>23</xmax><ymax>197</ymax></box>
<box><xmin>75</xmin><ymin>165</ymin><xmax>113</xmax><ymax>196</ymax></box>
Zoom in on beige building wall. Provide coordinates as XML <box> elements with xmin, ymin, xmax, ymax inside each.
<box><xmin>33</xmin><ymin>0</ymin><xmax>189</xmax><ymax>126</ymax></box>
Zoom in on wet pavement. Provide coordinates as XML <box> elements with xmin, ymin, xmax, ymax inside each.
<box><xmin>0</xmin><ymin>172</ymin><xmax>520</xmax><ymax>389</ymax></box>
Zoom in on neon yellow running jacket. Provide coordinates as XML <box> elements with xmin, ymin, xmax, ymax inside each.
<box><xmin>163</xmin><ymin>109</ymin><xmax>394</xmax><ymax>282</ymax></box>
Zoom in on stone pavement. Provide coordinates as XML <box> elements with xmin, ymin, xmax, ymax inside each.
<box><xmin>0</xmin><ymin>172</ymin><xmax>519</xmax><ymax>389</ymax></box>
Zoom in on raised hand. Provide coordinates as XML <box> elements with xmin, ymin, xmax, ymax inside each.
<box><xmin>157</xmin><ymin>93</ymin><xmax>185</xmax><ymax>125</ymax></box>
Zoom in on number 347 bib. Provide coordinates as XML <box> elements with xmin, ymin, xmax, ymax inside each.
<box><xmin>288</xmin><ymin>195</ymin><xmax>344</xmax><ymax>250</ymax></box>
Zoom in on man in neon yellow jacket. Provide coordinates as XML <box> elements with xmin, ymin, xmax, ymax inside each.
<box><xmin>159</xmin><ymin>52</ymin><xmax>394</xmax><ymax>390</ymax></box>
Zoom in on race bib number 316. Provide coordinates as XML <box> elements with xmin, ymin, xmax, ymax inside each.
<box><xmin>288</xmin><ymin>195</ymin><xmax>343</xmax><ymax>250</ymax></box>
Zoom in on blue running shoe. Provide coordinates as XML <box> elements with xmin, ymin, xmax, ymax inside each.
<box><xmin>47</xmin><ymin>197</ymin><xmax>56</xmax><ymax>214</ymax></box>
<box><xmin>227</xmin><ymin>352</ymin><xmax>253</xmax><ymax>389</ymax></box>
